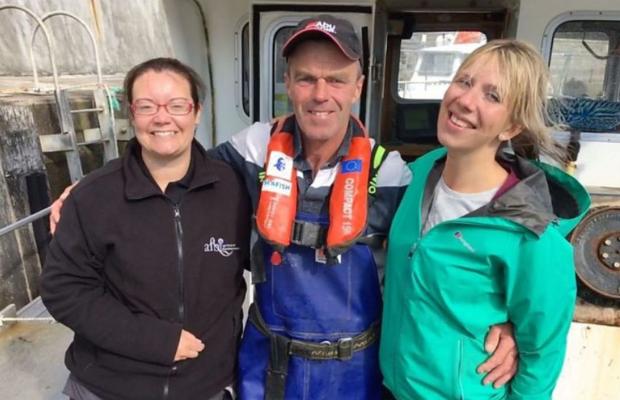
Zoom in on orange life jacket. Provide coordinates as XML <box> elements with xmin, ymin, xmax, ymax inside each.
<box><xmin>255</xmin><ymin>115</ymin><xmax>371</xmax><ymax>260</ymax></box>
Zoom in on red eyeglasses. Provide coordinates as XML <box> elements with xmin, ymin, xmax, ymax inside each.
<box><xmin>130</xmin><ymin>98</ymin><xmax>194</xmax><ymax>116</ymax></box>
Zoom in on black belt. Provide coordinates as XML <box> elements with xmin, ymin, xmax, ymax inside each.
<box><xmin>248</xmin><ymin>303</ymin><xmax>380</xmax><ymax>400</ymax></box>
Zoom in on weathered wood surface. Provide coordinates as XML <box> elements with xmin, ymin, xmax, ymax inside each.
<box><xmin>0</xmin><ymin>102</ymin><xmax>47</xmax><ymax>310</ymax></box>
<box><xmin>575</xmin><ymin>299</ymin><xmax>620</xmax><ymax>326</ymax></box>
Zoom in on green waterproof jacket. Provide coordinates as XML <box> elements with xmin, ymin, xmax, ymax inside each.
<box><xmin>380</xmin><ymin>148</ymin><xmax>591</xmax><ymax>400</ymax></box>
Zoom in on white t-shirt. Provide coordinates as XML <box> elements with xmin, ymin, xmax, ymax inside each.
<box><xmin>422</xmin><ymin>176</ymin><xmax>499</xmax><ymax>235</ymax></box>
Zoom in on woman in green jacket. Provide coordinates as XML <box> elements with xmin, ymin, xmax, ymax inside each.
<box><xmin>380</xmin><ymin>39</ymin><xmax>591</xmax><ymax>399</ymax></box>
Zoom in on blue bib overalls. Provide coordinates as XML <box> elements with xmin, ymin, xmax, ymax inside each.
<box><xmin>238</xmin><ymin>213</ymin><xmax>383</xmax><ymax>400</ymax></box>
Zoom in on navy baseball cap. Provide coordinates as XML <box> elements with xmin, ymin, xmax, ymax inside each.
<box><xmin>282</xmin><ymin>15</ymin><xmax>362</xmax><ymax>61</ymax></box>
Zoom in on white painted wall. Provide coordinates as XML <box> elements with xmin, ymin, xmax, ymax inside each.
<box><xmin>199</xmin><ymin>0</ymin><xmax>251</xmax><ymax>145</ymax></box>
<box><xmin>0</xmin><ymin>0</ymin><xmax>173</xmax><ymax>75</ymax></box>
<box><xmin>554</xmin><ymin>322</ymin><xmax>620</xmax><ymax>399</ymax></box>
<box><xmin>142</xmin><ymin>0</ymin><xmax>252</xmax><ymax>148</ymax></box>
<box><xmin>162</xmin><ymin>0</ymin><xmax>216</xmax><ymax>147</ymax></box>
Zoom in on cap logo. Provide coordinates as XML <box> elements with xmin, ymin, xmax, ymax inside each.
<box><xmin>308</xmin><ymin>20</ymin><xmax>336</xmax><ymax>34</ymax></box>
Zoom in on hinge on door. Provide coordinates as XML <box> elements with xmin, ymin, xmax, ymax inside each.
<box><xmin>371</xmin><ymin>63</ymin><xmax>383</xmax><ymax>82</ymax></box>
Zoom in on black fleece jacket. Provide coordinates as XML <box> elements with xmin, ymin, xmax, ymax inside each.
<box><xmin>41</xmin><ymin>139</ymin><xmax>251</xmax><ymax>400</ymax></box>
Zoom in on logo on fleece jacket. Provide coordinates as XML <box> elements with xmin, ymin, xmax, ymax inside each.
<box><xmin>203</xmin><ymin>237</ymin><xmax>240</xmax><ymax>257</ymax></box>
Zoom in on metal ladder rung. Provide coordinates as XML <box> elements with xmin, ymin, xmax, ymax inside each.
<box><xmin>70</xmin><ymin>107</ymin><xmax>104</xmax><ymax>114</ymax></box>
<box><xmin>39</xmin><ymin>133</ymin><xmax>73</xmax><ymax>153</ymax></box>
<box><xmin>83</xmin><ymin>127</ymin><xmax>105</xmax><ymax>142</ymax></box>
<box><xmin>39</xmin><ymin>89</ymin><xmax>121</xmax><ymax>182</ymax></box>
<box><xmin>39</xmin><ymin>128</ymin><xmax>113</xmax><ymax>153</ymax></box>
<box><xmin>77</xmin><ymin>139</ymin><xmax>111</xmax><ymax>146</ymax></box>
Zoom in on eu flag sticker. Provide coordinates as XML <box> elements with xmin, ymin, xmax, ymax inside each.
<box><xmin>341</xmin><ymin>159</ymin><xmax>362</xmax><ymax>173</ymax></box>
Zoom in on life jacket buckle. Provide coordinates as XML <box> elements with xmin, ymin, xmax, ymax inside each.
<box><xmin>291</xmin><ymin>220</ymin><xmax>326</xmax><ymax>248</ymax></box>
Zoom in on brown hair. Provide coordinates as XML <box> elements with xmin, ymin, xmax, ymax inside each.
<box><xmin>123</xmin><ymin>57</ymin><xmax>205</xmax><ymax>111</ymax></box>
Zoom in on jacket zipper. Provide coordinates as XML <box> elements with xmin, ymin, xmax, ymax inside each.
<box><xmin>173</xmin><ymin>204</ymin><xmax>185</xmax><ymax>321</ymax></box>
<box><xmin>457</xmin><ymin>340</ymin><xmax>464</xmax><ymax>400</ymax></box>
<box><xmin>163</xmin><ymin>203</ymin><xmax>185</xmax><ymax>399</ymax></box>
<box><xmin>407</xmin><ymin>240</ymin><xmax>420</xmax><ymax>258</ymax></box>
<box><xmin>392</xmin><ymin>238</ymin><xmax>420</xmax><ymax>385</ymax></box>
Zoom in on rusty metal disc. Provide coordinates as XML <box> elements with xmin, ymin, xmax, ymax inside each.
<box><xmin>571</xmin><ymin>207</ymin><xmax>620</xmax><ymax>299</ymax></box>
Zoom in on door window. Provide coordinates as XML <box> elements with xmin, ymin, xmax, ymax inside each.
<box><xmin>548</xmin><ymin>19</ymin><xmax>620</xmax><ymax>132</ymax></box>
<box><xmin>273</xmin><ymin>26</ymin><xmax>296</xmax><ymax>117</ymax></box>
<box><xmin>397</xmin><ymin>31</ymin><xmax>487</xmax><ymax>100</ymax></box>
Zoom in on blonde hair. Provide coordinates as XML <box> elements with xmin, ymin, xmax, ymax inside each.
<box><xmin>456</xmin><ymin>39</ymin><xmax>565</xmax><ymax>162</ymax></box>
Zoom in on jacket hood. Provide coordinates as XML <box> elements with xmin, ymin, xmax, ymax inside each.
<box><xmin>528</xmin><ymin>158</ymin><xmax>591</xmax><ymax>236</ymax></box>
<box><xmin>421</xmin><ymin>148</ymin><xmax>591</xmax><ymax>237</ymax></box>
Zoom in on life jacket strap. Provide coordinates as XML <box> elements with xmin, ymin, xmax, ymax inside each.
<box><xmin>250</xmin><ymin>241</ymin><xmax>266</xmax><ymax>284</ymax></box>
<box><xmin>265</xmin><ymin>334</ymin><xmax>290</xmax><ymax>400</ymax></box>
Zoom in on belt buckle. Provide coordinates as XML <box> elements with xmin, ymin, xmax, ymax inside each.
<box><xmin>337</xmin><ymin>337</ymin><xmax>353</xmax><ymax>360</ymax></box>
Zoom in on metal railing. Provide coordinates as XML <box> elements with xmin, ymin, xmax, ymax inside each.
<box><xmin>30</xmin><ymin>11</ymin><xmax>103</xmax><ymax>88</ymax></box>
<box><xmin>0</xmin><ymin>4</ymin><xmax>60</xmax><ymax>91</ymax></box>
<box><xmin>0</xmin><ymin>206</ymin><xmax>51</xmax><ymax>238</ymax></box>
<box><xmin>0</xmin><ymin>303</ymin><xmax>55</xmax><ymax>327</ymax></box>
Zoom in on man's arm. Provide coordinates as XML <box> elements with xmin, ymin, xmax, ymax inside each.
<box><xmin>207</xmin><ymin>122</ymin><xmax>272</xmax><ymax>209</ymax></box>
<box><xmin>367</xmin><ymin>148</ymin><xmax>412</xmax><ymax>236</ymax></box>
<box><xmin>50</xmin><ymin>123</ymin><xmax>269</xmax><ymax>233</ymax></box>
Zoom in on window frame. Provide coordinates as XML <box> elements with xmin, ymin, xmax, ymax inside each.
<box><xmin>382</xmin><ymin>10</ymin><xmax>507</xmax><ymax>150</ymax></box>
<box><xmin>541</xmin><ymin>11</ymin><xmax>620</xmax><ymax>101</ymax></box>
<box><xmin>541</xmin><ymin>10</ymin><xmax>620</xmax><ymax>141</ymax></box>
<box><xmin>394</xmin><ymin>31</ymin><xmax>488</xmax><ymax>102</ymax></box>
<box><xmin>271</xmin><ymin>24</ymin><xmax>296</xmax><ymax>118</ymax></box>
<box><xmin>234</xmin><ymin>17</ymin><xmax>251</xmax><ymax>123</ymax></box>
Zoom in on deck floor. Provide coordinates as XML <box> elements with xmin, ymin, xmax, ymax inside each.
<box><xmin>0</xmin><ymin>298</ymin><xmax>70</xmax><ymax>400</ymax></box>
<box><xmin>2</xmin><ymin>296</ymin><xmax>619</xmax><ymax>399</ymax></box>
